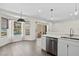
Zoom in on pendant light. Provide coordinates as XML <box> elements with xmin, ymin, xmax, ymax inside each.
<box><xmin>74</xmin><ymin>3</ymin><xmax>78</xmax><ymax>15</ymax></box>
<box><xmin>17</xmin><ymin>10</ymin><xmax>25</xmax><ymax>22</ymax></box>
<box><xmin>50</xmin><ymin>9</ymin><xmax>53</xmax><ymax>20</ymax></box>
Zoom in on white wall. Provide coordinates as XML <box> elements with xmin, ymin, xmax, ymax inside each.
<box><xmin>0</xmin><ymin>11</ymin><xmax>53</xmax><ymax>47</ymax></box>
<box><xmin>0</xmin><ymin>14</ymin><xmax>25</xmax><ymax>47</ymax></box>
<box><xmin>24</xmin><ymin>18</ymin><xmax>36</xmax><ymax>40</ymax></box>
<box><xmin>24</xmin><ymin>17</ymin><xmax>53</xmax><ymax>40</ymax></box>
<box><xmin>0</xmin><ymin>16</ymin><xmax>11</xmax><ymax>47</ymax></box>
<box><xmin>10</xmin><ymin>20</ymin><xmax>23</xmax><ymax>42</ymax></box>
<box><xmin>53</xmin><ymin>19</ymin><xmax>79</xmax><ymax>35</ymax></box>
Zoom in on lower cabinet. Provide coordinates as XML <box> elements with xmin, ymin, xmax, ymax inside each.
<box><xmin>58</xmin><ymin>39</ymin><xmax>67</xmax><ymax>56</ymax></box>
<box><xmin>58</xmin><ymin>38</ymin><xmax>79</xmax><ymax>56</ymax></box>
<box><xmin>41</xmin><ymin>36</ymin><xmax>46</xmax><ymax>51</ymax></box>
<box><xmin>41</xmin><ymin>37</ymin><xmax>79</xmax><ymax>56</ymax></box>
<box><xmin>68</xmin><ymin>43</ymin><xmax>79</xmax><ymax>56</ymax></box>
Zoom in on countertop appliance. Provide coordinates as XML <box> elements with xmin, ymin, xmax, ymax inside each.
<box><xmin>46</xmin><ymin>37</ymin><xmax>58</xmax><ymax>56</ymax></box>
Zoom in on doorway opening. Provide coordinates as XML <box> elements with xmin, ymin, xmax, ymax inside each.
<box><xmin>36</xmin><ymin>23</ymin><xmax>47</xmax><ymax>39</ymax></box>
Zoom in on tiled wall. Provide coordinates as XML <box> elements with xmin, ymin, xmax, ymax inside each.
<box><xmin>53</xmin><ymin>19</ymin><xmax>79</xmax><ymax>35</ymax></box>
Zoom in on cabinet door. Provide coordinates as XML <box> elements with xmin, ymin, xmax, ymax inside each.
<box><xmin>68</xmin><ymin>43</ymin><xmax>79</xmax><ymax>56</ymax></box>
<box><xmin>58</xmin><ymin>39</ymin><xmax>67</xmax><ymax>56</ymax></box>
<box><xmin>41</xmin><ymin>36</ymin><xmax>46</xmax><ymax>51</ymax></box>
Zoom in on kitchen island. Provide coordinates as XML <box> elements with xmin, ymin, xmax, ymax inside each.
<box><xmin>41</xmin><ymin>34</ymin><xmax>79</xmax><ymax>56</ymax></box>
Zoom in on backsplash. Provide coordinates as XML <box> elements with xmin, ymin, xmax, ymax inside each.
<box><xmin>53</xmin><ymin>19</ymin><xmax>79</xmax><ymax>36</ymax></box>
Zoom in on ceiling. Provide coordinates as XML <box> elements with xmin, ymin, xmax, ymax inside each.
<box><xmin>0</xmin><ymin>3</ymin><xmax>78</xmax><ymax>21</ymax></box>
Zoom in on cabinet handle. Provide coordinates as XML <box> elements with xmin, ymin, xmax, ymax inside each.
<box><xmin>67</xmin><ymin>44</ymin><xmax>69</xmax><ymax>56</ymax></box>
<box><xmin>67</xmin><ymin>44</ymin><xmax>69</xmax><ymax>47</ymax></box>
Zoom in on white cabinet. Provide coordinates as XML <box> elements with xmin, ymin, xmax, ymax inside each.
<box><xmin>41</xmin><ymin>36</ymin><xmax>46</xmax><ymax>51</ymax></box>
<box><xmin>68</xmin><ymin>42</ymin><xmax>79</xmax><ymax>56</ymax></box>
<box><xmin>58</xmin><ymin>38</ymin><xmax>79</xmax><ymax>56</ymax></box>
<box><xmin>58</xmin><ymin>39</ymin><xmax>67</xmax><ymax>56</ymax></box>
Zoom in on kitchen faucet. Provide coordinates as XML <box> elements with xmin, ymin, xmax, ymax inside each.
<box><xmin>70</xmin><ymin>28</ymin><xmax>74</xmax><ymax>37</ymax></box>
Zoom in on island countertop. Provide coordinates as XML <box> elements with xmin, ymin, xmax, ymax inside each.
<box><xmin>42</xmin><ymin>34</ymin><xmax>61</xmax><ymax>38</ymax></box>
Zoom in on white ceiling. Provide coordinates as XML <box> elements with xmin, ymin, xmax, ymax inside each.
<box><xmin>0</xmin><ymin>3</ymin><xmax>78</xmax><ymax>21</ymax></box>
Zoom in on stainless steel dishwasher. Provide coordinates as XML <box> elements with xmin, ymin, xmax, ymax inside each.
<box><xmin>46</xmin><ymin>37</ymin><xmax>58</xmax><ymax>56</ymax></box>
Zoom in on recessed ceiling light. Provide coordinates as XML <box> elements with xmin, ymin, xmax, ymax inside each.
<box><xmin>38</xmin><ymin>9</ymin><xmax>42</xmax><ymax>13</ymax></box>
<box><xmin>50</xmin><ymin>17</ymin><xmax>53</xmax><ymax>20</ymax></box>
<box><xmin>70</xmin><ymin>13</ymin><xmax>73</xmax><ymax>16</ymax></box>
<box><xmin>74</xmin><ymin>10</ymin><xmax>78</xmax><ymax>15</ymax></box>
